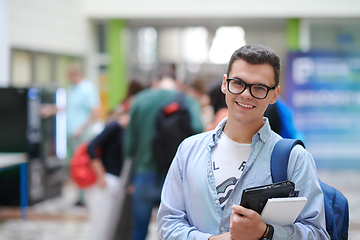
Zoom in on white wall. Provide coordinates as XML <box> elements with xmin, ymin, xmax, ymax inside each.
<box><xmin>8</xmin><ymin>0</ymin><xmax>88</xmax><ymax>56</ymax></box>
<box><xmin>83</xmin><ymin>0</ymin><xmax>360</xmax><ymax>19</ymax></box>
<box><xmin>0</xmin><ymin>0</ymin><xmax>9</xmax><ymax>86</ymax></box>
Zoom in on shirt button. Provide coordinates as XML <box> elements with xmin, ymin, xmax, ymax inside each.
<box><xmin>215</xmin><ymin>200</ymin><xmax>219</xmax><ymax>204</ymax></box>
<box><xmin>221</xmin><ymin>227</ymin><xmax>225</xmax><ymax>232</ymax></box>
<box><xmin>209</xmin><ymin>172</ymin><xmax>213</xmax><ymax>177</ymax></box>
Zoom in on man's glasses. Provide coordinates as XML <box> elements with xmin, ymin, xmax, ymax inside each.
<box><xmin>226</xmin><ymin>78</ymin><xmax>276</xmax><ymax>100</ymax></box>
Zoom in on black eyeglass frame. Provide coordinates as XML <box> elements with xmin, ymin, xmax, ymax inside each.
<box><xmin>226</xmin><ymin>78</ymin><xmax>277</xmax><ymax>100</ymax></box>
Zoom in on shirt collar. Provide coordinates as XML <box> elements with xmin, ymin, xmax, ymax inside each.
<box><xmin>210</xmin><ymin>117</ymin><xmax>272</xmax><ymax>147</ymax></box>
<box><xmin>253</xmin><ymin>117</ymin><xmax>272</xmax><ymax>144</ymax></box>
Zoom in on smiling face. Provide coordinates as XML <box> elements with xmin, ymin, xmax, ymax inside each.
<box><xmin>221</xmin><ymin>59</ymin><xmax>280</xmax><ymax>129</ymax></box>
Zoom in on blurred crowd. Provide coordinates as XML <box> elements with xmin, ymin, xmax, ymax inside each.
<box><xmin>39</xmin><ymin>61</ymin><xmax>230</xmax><ymax>240</ymax></box>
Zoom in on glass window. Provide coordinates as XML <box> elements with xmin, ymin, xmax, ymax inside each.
<box><xmin>182</xmin><ymin>27</ymin><xmax>209</xmax><ymax>63</ymax></box>
<box><xmin>310</xmin><ymin>20</ymin><xmax>360</xmax><ymax>51</ymax></box>
<box><xmin>138</xmin><ymin>27</ymin><xmax>157</xmax><ymax>67</ymax></box>
<box><xmin>97</xmin><ymin>22</ymin><xmax>107</xmax><ymax>53</ymax></box>
<box><xmin>11</xmin><ymin>49</ymin><xmax>32</xmax><ymax>87</ymax></box>
<box><xmin>209</xmin><ymin>26</ymin><xmax>246</xmax><ymax>64</ymax></box>
<box><xmin>34</xmin><ymin>53</ymin><xmax>52</xmax><ymax>85</ymax></box>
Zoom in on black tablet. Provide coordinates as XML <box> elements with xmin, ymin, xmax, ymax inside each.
<box><xmin>240</xmin><ymin>180</ymin><xmax>298</xmax><ymax>214</ymax></box>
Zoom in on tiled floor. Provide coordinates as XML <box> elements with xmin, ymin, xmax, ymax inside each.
<box><xmin>0</xmin><ymin>181</ymin><xmax>88</xmax><ymax>240</ymax></box>
<box><xmin>0</xmin><ymin>219</ymin><xmax>88</xmax><ymax>240</ymax></box>
<box><xmin>0</xmin><ymin>170</ymin><xmax>359</xmax><ymax>240</ymax></box>
<box><xmin>0</xmin><ymin>180</ymin><xmax>159</xmax><ymax>240</ymax></box>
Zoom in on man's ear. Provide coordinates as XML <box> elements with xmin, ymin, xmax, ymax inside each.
<box><xmin>221</xmin><ymin>74</ymin><xmax>227</xmax><ymax>94</ymax></box>
<box><xmin>270</xmin><ymin>86</ymin><xmax>281</xmax><ymax>104</ymax></box>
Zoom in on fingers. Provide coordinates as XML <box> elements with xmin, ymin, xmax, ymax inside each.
<box><xmin>97</xmin><ymin>177</ymin><xmax>107</xmax><ymax>188</ymax></box>
<box><xmin>230</xmin><ymin>205</ymin><xmax>267</xmax><ymax>240</ymax></box>
<box><xmin>232</xmin><ymin>205</ymin><xmax>258</xmax><ymax>220</ymax></box>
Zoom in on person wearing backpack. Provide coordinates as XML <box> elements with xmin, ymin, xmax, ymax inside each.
<box><xmin>125</xmin><ymin>63</ymin><xmax>204</xmax><ymax>240</ymax></box>
<box><xmin>264</xmin><ymin>96</ymin><xmax>305</xmax><ymax>141</ymax></box>
<box><xmin>157</xmin><ymin>45</ymin><xmax>330</xmax><ymax>240</ymax></box>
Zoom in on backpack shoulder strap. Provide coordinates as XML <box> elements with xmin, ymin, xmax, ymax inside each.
<box><xmin>271</xmin><ymin>139</ymin><xmax>305</xmax><ymax>183</ymax></box>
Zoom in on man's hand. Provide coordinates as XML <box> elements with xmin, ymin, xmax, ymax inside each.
<box><xmin>208</xmin><ymin>232</ymin><xmax>232</xmax><ymax>240</ymax></box>
<box><xmin>96</xmin><ymin>176</ymin><xmax>107</xmax><ymax>188</ymax></box>
<box><xmin>74</xmin><ymin>125</ymin><xmax>85</xmax><ymax>139</ymax></box>
<box><xmin>91</xmin><ymin>159</ymin><xmax>106</xmax><ymax>188</ymax></box>
<box><xmin>40</xmin><ymin>104</ymin><xmax>59</xmax><ymax>118</ymax></box>
<box><xmin>229</xmin><ymin>205</ymin><xmax>267</xmax><ymax>240</ymax></box>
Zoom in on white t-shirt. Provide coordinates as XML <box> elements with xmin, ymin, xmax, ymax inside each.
<box><xmin>212</xmin><ymin>132</ymin><xmax>251</xmax><ymax>210</ymax></box>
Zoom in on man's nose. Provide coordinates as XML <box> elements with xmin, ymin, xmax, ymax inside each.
<box><xmin>241</xmin><ymin>86</ymin><xmax>253</xmax><ymax>98</ymax></box>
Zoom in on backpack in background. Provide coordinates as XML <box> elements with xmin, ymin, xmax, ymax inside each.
<box><xmin>271</xmin><ymin>139</ymin><xmax>349</xmax><ymax>240</ymax></box>
<box><xmin>274</xmin><ymin>97</ymin><xmax>299</xmax><ymax>139</ymax></box>
<box><xmin>265</xmin><ymin>97</ymin><xmax>302</xmax><ymax>140</ymax></box>
<box><xmin>153</xmin><ymin>93</ymin><xmax>193</xmax><ymax>175</ymax></box>
<box><xmin>70</xmin><ymin>142</ymin><xmax>97</xmax><ymax>189</ymax></box>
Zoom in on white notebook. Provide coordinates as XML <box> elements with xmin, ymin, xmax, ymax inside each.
<box><xmin>261</xmin><ymin>197</ymin><xmax>307</xmax><ymax>226</ymax></box>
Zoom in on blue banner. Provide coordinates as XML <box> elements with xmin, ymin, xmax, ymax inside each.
<box><xmin>286</xmin><ymin>52</ymin><xmax>360</xmax><ymax>168</ymax></box>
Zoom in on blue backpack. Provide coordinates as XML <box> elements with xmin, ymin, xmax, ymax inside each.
<box><xmin>271</xmin><ymin>139</ymin><xmax>349</xmax><ymax>240</ymax></box>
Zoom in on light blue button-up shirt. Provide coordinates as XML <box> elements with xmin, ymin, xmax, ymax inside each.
<box><xmin>157</xmin><ymin>117</ymin><xmax>329</xmax><ymax>240</ymax></box>
<box><xmin>67</xmin><ymin>79</ymin><xmax>100</xmax><ymax>137</ymax></box>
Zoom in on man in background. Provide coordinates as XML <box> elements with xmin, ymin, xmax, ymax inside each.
<box><xmin>125</xmin><ymin>63</ymin><xmax>203</xmax><ymax>240</ymax></box>
<box><xmin>41</xmin><ymin>63</ymin><xmax>101</xmax><ymax>205</ymax></box>
<box><xmin>65</xmin><ymin>64</ymin><xmax>100</xmax><ymax>158</ymax></box>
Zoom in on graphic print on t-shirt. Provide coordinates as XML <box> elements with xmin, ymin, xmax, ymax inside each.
<box><xmin>211</xmin><ymin>132</ymin><xmax>251</xmax><ymax>210</ymax></box>
<box><xmin>214</xmin><ymin>160</ymin><xmax>247</xmax><ymax>210</ymax></box>
<box><xmin>215</xmin><ymin>159</ymin><xmax>247</xmax><ymax>210</ymax></box>
<box><xmin>216</xmin><ymin>177</ymin><xmax>237</xmax><ymax>207</ymax></box>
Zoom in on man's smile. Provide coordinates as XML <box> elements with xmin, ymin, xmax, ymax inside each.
<box><xmin>236</xmin><ymin>101</ymin><xmax>255</xmax><ymax>109</ymax></box>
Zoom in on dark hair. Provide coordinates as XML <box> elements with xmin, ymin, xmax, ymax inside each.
<box><xmin>226</xmin><ymin>44</ymin><xmax>281</xmax><ymax>86</ymax></box>
<box><xmin>157</xmin><ymin>62</ymin><xmax>176</xmax><ymax>80</ymax></box>
<box><xmin>123</xmin><ymin>76</ymin><xmax>148</xmax><ymax>102</ymax></box>
<box><xmin>184</xmin><ymin>75</ymin><xmax>207</xmax><ymax>94</ymax></box>
<box><xmin>208</xmin><ymin>81</ymin><xmax>227</xmax><ymax>114</ymax></box>
<box><xmin>127</xmin><ymin>78</ymin><xmax>147</xmax><ymax>97</ymax></box>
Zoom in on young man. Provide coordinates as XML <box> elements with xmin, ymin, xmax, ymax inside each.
<box><xmin>157</xmin><ymin>45</ymin><xmax>329</xmax><ymax>240</ymax></box>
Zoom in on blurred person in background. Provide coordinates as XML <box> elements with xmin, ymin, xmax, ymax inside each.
<box><xmin>41</xmin><ymin>62</ymin><xmax>101</xmax><ymax>206</ymax></box>
<box><xmin>264</xmin><ymin>96</ymin><xmax>304</xmax><ymax>141</ymax></box>
<box><xmin>84</xmin><ymin>77</ymin><xmax>147</xmax><ymax>240</ymax></box>
<box><xmin>206</xmin><ymin>80</ymin><xmax>228</xmax><ymax>131</ymax></box>
<box><xmin>125</xmin><ymin>63</ymin><xmax>203</xmax><ymax>240</ymax></box>
<box><xmin>183</xmin><ymin>76</ymin><xmax>213</xmax><ymax>131</ymax></box>
<box><xmin>157</xmin><ymin>44</ymin><xmax>328</xmax><ymax>240</ymax></box>
<box><xmin>85</xmin><ymin>110</ymin><xmax>126</xmax><ymax>240</ymax></box>
<box><xmin>107</xmin><ymin>76</ymin><xmax>149</xmax><ymax>124</ymax></box>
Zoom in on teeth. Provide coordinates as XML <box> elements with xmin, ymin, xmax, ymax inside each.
<box><xmin>237</xmin><ymin>102</ymin><xmax>253</xmax><ymax>108</ymax></box>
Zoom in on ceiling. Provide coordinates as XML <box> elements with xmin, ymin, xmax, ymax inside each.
<box><xmin>126</xmin><ymin>18</ymin><xmax>286</xmax><ymax>31</ymax></box>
